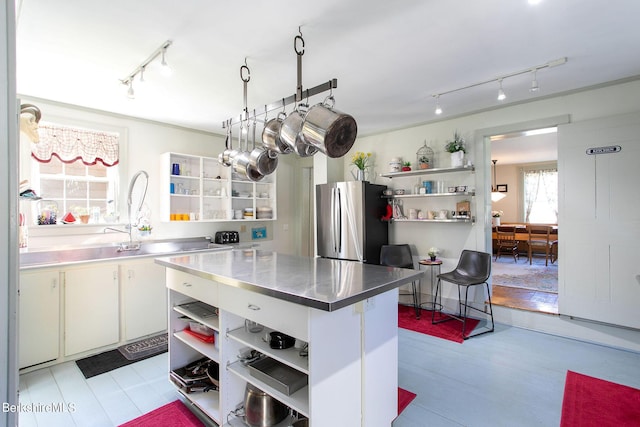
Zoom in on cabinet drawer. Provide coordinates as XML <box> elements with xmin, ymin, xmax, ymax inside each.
<box><xmin>167</xmin><ymin>269</ymin><xmax>219</xmax><ymax>307</ymax></box>
<box><xmin>220</xmin><ymin>285</ymin><xmax>309</xmax><ymax>342</ymax></box>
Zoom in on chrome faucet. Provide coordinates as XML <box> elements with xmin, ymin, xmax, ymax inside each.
<box><xmin>103</xmin><ymin>226</ymin><xmax>140</xmax><ymax>252</ymax></box>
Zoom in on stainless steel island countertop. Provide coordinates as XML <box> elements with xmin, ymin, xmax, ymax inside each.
<box><xmin>155</xmin><ymin>249</ymin><xmax>424</xmax><ymax>311</ymax></box>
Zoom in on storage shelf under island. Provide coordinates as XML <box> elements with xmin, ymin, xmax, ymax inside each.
<box><xmin>156</xmin><ymin>249</ymin><xmax>423</xmax><ymax>427</ymax></box>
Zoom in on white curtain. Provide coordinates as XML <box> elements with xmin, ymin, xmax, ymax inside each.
<box><xmin>524</xmin><ymin>168</ymin><xmax>558</xmax><ymax>223</ymax></box>
<box><xmin>32</xmin><ymin>122</ymin><xmax>119</xmax><ymax>167</ymax></box>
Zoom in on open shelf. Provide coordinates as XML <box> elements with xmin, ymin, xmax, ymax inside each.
<box><xmin>379</xmin><ymin>164</ymin><xmax>474</xmax><ymax>178</ymax></box>
<box><xmin>227</xmin><ymin>360</ymin><xmax>309</xmax><ymax>417</ymax></box>
<box><xmin>226</xmin><ymin>326</ymin><xmax>309</xmax><ymax>374</ymax></box>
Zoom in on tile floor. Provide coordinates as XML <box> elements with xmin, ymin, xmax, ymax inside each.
<box><xmin>18</xmin><ymin>353</ymin><xmax>176</xmax><ymax>427</ymax></box>
<box><xmin>17</xmin><ymin>322</ymin><xmax>640</xmax><ymax>427</ymax></box>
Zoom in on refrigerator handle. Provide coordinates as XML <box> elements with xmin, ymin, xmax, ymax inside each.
<box><xmin>335</xmin><ymin>187</ymin><xmax>342</xmax><ymax>253</ymax></box>
<box><xmin>331</xmin><ymin>187</ymin><xmax>337</xmax><ymax>253</ymax></box>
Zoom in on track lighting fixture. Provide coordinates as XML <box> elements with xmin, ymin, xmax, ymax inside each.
<box><xmin>120</xmin><ymin>40</ymin><xmax>173</xmax><ymax>99</ymax></box>
<box><xmin>434</xmin><ymin>95</ymin><xmax>442</xmax><ymax>115</ymax></box>
<box><xmin>497</xmin><ymin>79</ymin><xmax>506</xmax><ymax>101</ymax></box>
<box><xmin>160</xmin><ymin>46</ymin><xmax>172</xmax><ymax>76</ymax></box>
<box><xmin>430</xmin><ymin>57</ymin><xmax>566</xmax><ymax>115</ymax></box>
<box><xmin>529</xmin><ymin>69</ymin><xmax>539</xmax><ymax>92</ymax></box>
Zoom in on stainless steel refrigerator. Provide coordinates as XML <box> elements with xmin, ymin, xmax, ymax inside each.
<box><xmin>316</xmin><ymin>181</ymin><xmax>388</xmax><ymax>264</ymax></box>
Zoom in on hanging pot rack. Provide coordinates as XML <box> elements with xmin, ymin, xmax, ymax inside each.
<box><xmin>222</xmin><ymin>29</ymin><xmax>338</xmax><ymax>129</ymax></box>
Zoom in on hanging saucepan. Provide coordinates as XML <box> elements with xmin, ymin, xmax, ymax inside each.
<box><xmin>233</xmin><ymin>122</ymin><xmax>264</xmax><ymax>182</ymax></box>
<box><xmin>262</xmin><ymin>112</ymin><xmax>292</xmax><ymax>154</ymax></box>
<box><xmin>301</xmin><ymin>96</ymin><xmax>357</xmax><ymax>158</ymax></box>
<box><xmin>280</xmin><ymin>104</ymin><xmax>318</xmax><ymax>158</ymax></box>
<box><xmin>249</xmin><ymin>119</ymin><xmax>278</xmax><ymax>176</ymax></box>
<box><xmin>220</xmin><ymin>124</ymin><xmax>239</xmax><ymax>167</ymax></box>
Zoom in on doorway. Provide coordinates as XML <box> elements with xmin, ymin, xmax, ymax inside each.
<box><xmin>489</xmin><ymin>127</ymin><xmax>559</xmax><ymax>314</ymax></box>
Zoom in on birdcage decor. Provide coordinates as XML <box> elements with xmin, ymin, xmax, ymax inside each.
<box><xmin>416</xmin><ymin>141</ymin><xmax>434</xmax><ymax>169</ymax></box>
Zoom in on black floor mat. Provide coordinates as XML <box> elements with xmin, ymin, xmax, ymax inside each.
<box><xmin>75</xmin><ymin>334</ymin><xmax>168</xmax><ymax>379</ymax></box>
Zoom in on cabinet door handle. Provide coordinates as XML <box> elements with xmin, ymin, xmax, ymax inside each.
<box><xmin>182</xmin><ymin>282</ymin><xmax>193</xmax><ymax>287</ymax></box>
<box><xmin>247</xmin><ymin>304</ymin><xmax>260</xmax><ymax>311</ymax></box>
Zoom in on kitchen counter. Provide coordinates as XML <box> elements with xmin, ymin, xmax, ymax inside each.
<box><xmin>155</xmin><ymin>249</ymin><xmax>424</xmax><ymax>311</ymax></box>
<box><xmin>160</xmin><ymin>249</ymin><xmax>421</xmax><ymax>426</ymax></box>
<box><xmin>19</xmin><ymin>237</ymin><xmax>251</xmax><ymax>270</ymax></box>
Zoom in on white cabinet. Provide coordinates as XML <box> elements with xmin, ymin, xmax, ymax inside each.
<box><xmin>121</xmin><ymin>259</ymin><xmax>167</xmax><ymax>341</ymax></box>
<box><xmin>64</xmin><ymin>264</ymin><xmax>120</xmax><ymax>356</ymax></box>
<box><xmin>166</xmin><ymin>269</ymin><xmax>394</xmax><ymax>427</ymax></box>
<box><xmin>161</xmin><ymin>152</ymin><xmax>277</xmax><ymax>222</ymax></box>
<box><xmin>380</xmin><ymin>165</ymin><xmax>476</xmax><ymax>223</ymax></box>
<box><xmin>19</xmin><ymin>269</ymin><xmax>60</xmax><ymax>369</ymax></box>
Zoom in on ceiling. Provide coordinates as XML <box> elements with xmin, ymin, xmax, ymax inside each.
<box><xmin>15</xmin><ymin>0</ymin><xmax>640</xmax><ymax>142</ymax></box>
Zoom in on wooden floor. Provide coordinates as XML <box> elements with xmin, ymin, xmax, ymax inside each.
<box><xmin>17</xmin><ymin>322</ymin><xmax>640</xmax><ymax>427</ymax></box>
<box><xmin>491</xmin><ymin>285</ymin><xmax>558</xmax><ymax>314</ymax></box>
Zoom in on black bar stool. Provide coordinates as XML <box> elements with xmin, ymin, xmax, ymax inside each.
<box><xmin>380</xmin><ymin>244</ymin><xmax>420</xmax><ymax>319</ymax></box>
<box><xmin>432</xmin><ymin>250</ymin><xmax>494</xmax><ymax>339</ymax></box>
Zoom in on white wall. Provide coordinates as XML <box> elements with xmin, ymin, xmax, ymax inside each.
<box><xmin>341</xmin><ymin>78</ymin><xmax>640</xmax><ymax>351</ymax></box>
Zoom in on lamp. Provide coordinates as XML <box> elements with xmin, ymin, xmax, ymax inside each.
<box><xmin>160</xmin><ymin>46</ymin><xmax>172</xmax><ymax>76</ymax></box>
<box><xmin>126</xmin><ymin>81</ymin><xmax>135</xmax><ymax>99</ymax></box>
<box><xmin>491</xmin><ymin>159</ymin><xmax>506</xmax><ymax>202</ymax></box>
<box><xmin>497</xmin><ymin>79</ymin><xmax>506</xmax><ymax>101</ymax></box>
<box><xmin>529</xmin><ymin>68</ymin><xmax>539</xmax><ymax>92</ymax></box>
<box><xmin>430</xmin><ymin>57</ymin><xmax>567</xmax><ymax>115</ymax></box>
<box><xmin>434</xmin><ymin>95</ymin><xmax>442</xmax><ymax>115</ymax></box>
<box><xmin>120</xmin><ymin>40</ymin><xmax>173</xmax><ymax>99</ymax></box>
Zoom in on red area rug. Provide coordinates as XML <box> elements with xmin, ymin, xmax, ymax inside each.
<box><xmin>398</xmin><ymin>387</ymin><xmax>417</xmax><ymax>415</ymax></box>
<box><xmin>398</xmin><ymin>304</ymin><xmax>480</xmax><ymax>343</ymax></box>
<box><xmin>561</xmin><ymin>371</ymin><xmax>640</xmax><ymax>426</ymax></box>
<box><xmin>119</xmin><ymin>400</ymin><xmax>204</xmax><ymax>427</ymax></box>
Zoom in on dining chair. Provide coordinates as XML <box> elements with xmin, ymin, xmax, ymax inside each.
<box><xmin>380</xmin><ymin>244</ymin><xmax>420</xmax><ymax>319</ymax></box>
<box><xmin>432</xmin><ymin>250</ymin><xmax>494</xmax><ymax>339</ymax></box>
<box><xmin>495</xmin><ymin>225</ymin><xmax>519</xmax><ymax>262</ymax></box>
<box><xmin>526</xmin><ymin>224</ymin><xmax>557</xmax><ymax>266</ymax></box>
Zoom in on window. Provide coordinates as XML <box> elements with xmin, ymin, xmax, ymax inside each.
<box><xmin>523</xmin><ymin>166</ymin><xmax>558</xmax><ymax>223</ymax></box>
<box><xmin>29</xmin><ymin>121</ymin><xmax>121</xmax><ymax>224</ymax></box>
<box><xmin>32</xmin><ymin>156</ymin><xmax>119</xmax><ymax>223</ymax></box>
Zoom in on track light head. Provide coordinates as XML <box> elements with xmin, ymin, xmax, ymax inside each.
<box><xmin>127</xmin><ymin>81</ymin><xmax>135</xmax><ymax>99</ymax></box>
<box><xmin>434</xmin><ymin>95</ymin><xmax>442</xmax><ymax>115</ymax></box>
<box><xmin>497</xmin><ymin>79</ymin><xmax>506</xmax><ymax>101</ymax></box>
<box><xmin>160</xmin><ymin>48</ymin><xmax>172</xmax><ymax>77</ymax></box>
<box><xmin>529</xmin><ymin>69</ymin><xmax>539</xmax><ymax>92</ymax></box>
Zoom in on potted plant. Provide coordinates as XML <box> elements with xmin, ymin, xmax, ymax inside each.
<box><xmin>401</xmin><ymin>161</ymin><xmax>411</xmax><ymax>172</ymax></box>
<box><xmin>138</xmin><ymin>224</ymin><xmax>153</xmax><ymax>237</ymax></box>
<box><xmin>491</xmin><ymin>210</ymin><xmax>503</xmax><ymax>227</ymax></box>
<box><xmin>418</xmin><ymin>155</ymin><xmax>430</xmax><ymax>169</ymax></box>
<box><xmin>350</xmin><ymin>151</ymin><xmax>372</xmax><ymax>181</ymax></box>
<box><xmin>445</xmin><ymin>131</ymin><xmax>466</xmax><ymax>167</ymax></box>
<box><xmin>427</xmin><ymin>247</ymin><xmax>439</xmax><ymax>261</ymax></box>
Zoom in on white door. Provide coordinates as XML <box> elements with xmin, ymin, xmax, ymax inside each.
<box><xmin>558</xmin><ymin>112</ymin><xmax>640</xmax><ymax>328</ymax></box>
<box><xmin>64</xmin><ymin>264</ymin><xmax>119</xmax><ymax>356</ymax></box>
<box><xmin>122</xmin><ymin>259</ymin><xmax>167</xmax><ymax>341</ymax></box>
<box><xmin>19</xmin><ymin>270</ymin><xmax>60</xmax><ymax>368</ymax></box>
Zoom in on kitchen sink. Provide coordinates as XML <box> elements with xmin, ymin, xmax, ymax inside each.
<box><xmin>19</xmin><ymin>237</ymin><xmax>231</xmax><ymax>268</ymax></box>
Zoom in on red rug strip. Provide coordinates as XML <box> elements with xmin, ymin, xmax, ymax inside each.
<box><xmin>398</xmin><ymin>304</ymin><xmax>480</xmax><ymax>343</ymax></box>
<box><xmin>398</xmin><ymin>387</ymin><xmax>417</xmax><ymax>415</ymax></box>
<box><xmin>119</xmin><ymin>400</ymin><xmax>204</xmax><ymax>427</ymax></box>
<box><xmin>561</xmin><ymin>370</ymin><xmax>640</xmax><ymax>426</ymax></box>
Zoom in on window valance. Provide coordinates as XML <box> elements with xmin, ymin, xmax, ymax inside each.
<box><xmin>32</xmin><ymin>122</ymin><xmax>120</xmax><ymax>167</ymax></box>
